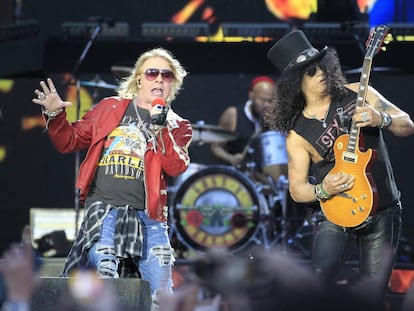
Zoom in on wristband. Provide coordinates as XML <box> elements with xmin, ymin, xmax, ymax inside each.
<box><xmin>42</xmin><ymin>108</ymin><xmax>63</xmax><ymax>118</ymax></box>
<box><xmin>41</xmin><ymin>107</ymin><xmax>63</xmax><ymax>130</ymax></box>
<box><xmin>379</xmin><ymin>111</ymin><xmax>392</xmax><ymax>129</ymax></box>
<box><xmin>315</xmin><ymin>183</ymin><xmax>331</xmax><ymax>201</ymax></box>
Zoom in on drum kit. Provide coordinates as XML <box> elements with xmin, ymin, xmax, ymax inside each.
<box><xmin>168</xmin><ymin>123</ymin><xmax>313</xmax><ymax>259</ymax></box>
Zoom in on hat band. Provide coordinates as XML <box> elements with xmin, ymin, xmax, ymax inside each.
<box><xmin>287</xmin><ymin>47</ymin><xmax>320</xmax><ymax>68</ymax></box>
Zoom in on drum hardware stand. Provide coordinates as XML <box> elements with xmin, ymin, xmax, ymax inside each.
<box><xmin>242</xmin><ymin>178</ymin><xmax>281</xmax><ymax>251</ymax></box>
<box><xmin>67</xmin><ymin>19</ymin><xmax>107</xmax><ymax>234</ymax></box>
<box><xmin>249</xmin><ymin>220</ymin><xmax>274</xmax><ymax>250</ymax></box>
<box><xmin>241</xmin><ymin>161</ymin><xmax>258</xmax><ymax>181</ymax></box>
<box><xmin>286</xmin><ymin>219</ymin><xmax>313</xmax><ymax>259</ymax></box>
<box><xmin>285</xmin><ymin>208</ymin><xmax>319</xmax><ymax>259</ymax></box>
<box><xmin>258</xmin><ymin>175</ymin><xmax>292</xmax><ymax>253</ymax></box>
<box><xmin>245</xmin><ymin>171</ymin><xmax>303</xmax><ymax>255</ymax></box>
<box><xmin>274</xmin><ymin>176</ymin><xmax>289</xmax><ymax>252</ymax></box>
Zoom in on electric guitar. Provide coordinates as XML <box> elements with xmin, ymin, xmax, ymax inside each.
<box><xmin>320</xmin><ymin>25</ymin><xmax>391</xmax><ymax>228</ymax></box>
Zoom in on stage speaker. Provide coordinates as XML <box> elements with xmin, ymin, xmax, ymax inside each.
<box><xmin>31</xmin><ymin>277</ymin><xmax>152</xmax><ymax>311</ymax></box>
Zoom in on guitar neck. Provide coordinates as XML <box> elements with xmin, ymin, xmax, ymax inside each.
<box><xmin>347</xmin><ymin>57</ymin><xmax>373</xmax><ymax>153</ymax></box>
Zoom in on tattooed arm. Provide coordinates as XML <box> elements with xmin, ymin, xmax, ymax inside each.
<box><xmin>346</xmin><ymin>83</ymin><xmax>414</xmax><ymax>137</ymax></box>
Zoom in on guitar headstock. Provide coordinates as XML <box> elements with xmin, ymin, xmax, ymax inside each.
<box><xmin>365</xmin><ymin>25</ymin><xmax>392</xmax><ymax>58</ymax></box>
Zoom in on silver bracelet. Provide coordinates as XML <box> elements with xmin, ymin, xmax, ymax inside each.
<box><xmin>379</xmin><ymin>111</ymin><xmax>392</xmax><ymax>129</ymax></box>
<box><xmin>41</xmin><ymin>107</ymin><xmax>63</xmax><ymax>130</ymax></box>
<box><xmin>42</xmin><ymin>107</ymin><xmax>63</xmax><ymax>119</ymax></box>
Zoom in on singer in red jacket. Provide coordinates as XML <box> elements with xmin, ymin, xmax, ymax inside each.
<box><xmin>32</xmin><ymin>47</ymin><xmax>192</xmax><ymax>306</ymax></box>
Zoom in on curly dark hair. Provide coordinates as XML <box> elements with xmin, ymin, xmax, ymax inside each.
<box><xmin>265</xmin><ymin>48</ymin><xmax>349</xmax><ymax>133</ymax></box>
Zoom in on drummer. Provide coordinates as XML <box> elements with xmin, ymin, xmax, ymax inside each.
<box><xmin>210</xmin><ymin>76</ymin><xmax>286</xmax><ymax>180</ymax></box>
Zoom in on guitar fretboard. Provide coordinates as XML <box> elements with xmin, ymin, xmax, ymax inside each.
<box><xmin>347</xmin><ymin>57</ymin><xmax>373</xmax><ymax>154</ymax></box>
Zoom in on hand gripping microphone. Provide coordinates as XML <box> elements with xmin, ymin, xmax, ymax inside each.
<box><xmin>151</xmin><ymin>98</ymin><xmax>168</xmax><ymax>125</ymax></box>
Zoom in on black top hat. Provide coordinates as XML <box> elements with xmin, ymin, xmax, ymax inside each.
<box><xmin>267</xmin><ymin>30</ymin><xmax>327</xmax><ymax>72</ymax></box>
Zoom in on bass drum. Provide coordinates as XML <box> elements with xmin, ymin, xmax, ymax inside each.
<box><xmin>171</xmin><ymin>165</ymin><xmax>267</xmax><ymax>253</ymax></box>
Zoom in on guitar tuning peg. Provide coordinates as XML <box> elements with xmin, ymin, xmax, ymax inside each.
<box><xmin>381</xmin><ymin>46</ymin><xmax>387</xmax><ymax>52</ymax></box>
<box><xmin>384</xmin><ymin>34</ymin><xmax>394</xmax><ymax>43</ymax></box>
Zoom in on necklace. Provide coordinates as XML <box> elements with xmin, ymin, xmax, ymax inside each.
<box><xmin>303</xmin><ymin>105</ymin><xmax>330</xmax><ymax>128</ymax></box>
<box><xmin>132</xmin><ymin>100</ymin><xmax>154</xmax><ymax>142</ymax></box>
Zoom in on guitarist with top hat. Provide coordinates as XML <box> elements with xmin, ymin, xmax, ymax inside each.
<box><xmin>265</xmin><ymin>28</ymin><xmax>414</xmax><ymax>297</ymax></box>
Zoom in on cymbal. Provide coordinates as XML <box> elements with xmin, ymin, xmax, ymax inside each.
<box><xmin>80</xmin><ymin>80</ymin><xmax>118</xmax><ymax>90</ymax></box>
<box><xmin>111</xmin><ymin>65</ymin><xmax>133</xmax><ymax>78</ymax></box>
<box><xmin>191</xmin><ymin>122</ymin><xmax>238</xmax><ymax>144</ymax></box>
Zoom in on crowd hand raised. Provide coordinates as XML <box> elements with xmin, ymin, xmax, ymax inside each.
<box><xmin>323</xmin><ymin>172</ymin><xmax>355</xmax><ymax>196</ymax></box>
<box><xmin>0</xmin><ymin>243</ymin><xmax>40</xmax><ymax>303</ymax></box>
<box><xmin>32</xmin><ymin>78</ymin><xmax>72</xmax><ymax>113</ymax></box>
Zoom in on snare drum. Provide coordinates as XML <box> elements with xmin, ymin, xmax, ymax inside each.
<box><xmin>250</xmin><ymin>130</ymin><xmax>288</xmax><ymax>180</ymax></box>
<box><xmin>171</xmin><ymin>165</ymin><xmax>268</xmax><ymax>253</ymax></box>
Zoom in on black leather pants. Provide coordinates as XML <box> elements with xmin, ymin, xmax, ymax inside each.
<box><xmin>311</xmin><ymin>202</ymin><xmax>402</xmax><ymax>289</ymax></box>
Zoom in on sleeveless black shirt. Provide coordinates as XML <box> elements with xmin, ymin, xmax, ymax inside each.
<box><xmin>294</xmin><ymin>90</ymin><xmax>400</xmax><ymax>209</ymax></box>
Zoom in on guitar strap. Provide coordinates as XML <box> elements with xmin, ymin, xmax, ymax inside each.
<box><xmin>336</xmin><ymin>106</ymin><xmax>349</xmax><ymax>134</ymax></box>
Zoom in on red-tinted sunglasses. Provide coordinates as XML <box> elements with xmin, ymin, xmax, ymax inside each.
<box><xmin>142</xmin><ymin>68</ymin><xmax>174</xmax><ymax>82</ymax></box>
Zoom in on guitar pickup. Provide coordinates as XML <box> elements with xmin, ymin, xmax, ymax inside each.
<box><xmin>342</xmin><ymin>151</ymin><xmax>357</xmax><ymax>163</ymax></box>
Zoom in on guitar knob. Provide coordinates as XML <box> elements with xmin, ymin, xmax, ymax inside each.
<box><xmin>351</xmin><ymin>210</ymin><xmax>357</xmax><ymax>215</ymax></box>
<box><xmin>359</xmin><ymin>206</ymin><xmax>365</xmax><ymax>212</ymax></box>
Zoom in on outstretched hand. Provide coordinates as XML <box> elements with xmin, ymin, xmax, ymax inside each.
<box><xmin>32</xmin><ymin>78</ymin><xmax>72</xmax><ymax>113</ymax></box>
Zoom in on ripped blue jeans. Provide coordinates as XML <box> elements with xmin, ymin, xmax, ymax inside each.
<box><xmin>88</xmin><ymin>209</ymin><xmax>175</xmax><ymax>298</ymax></box>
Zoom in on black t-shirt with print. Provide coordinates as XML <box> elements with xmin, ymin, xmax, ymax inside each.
<box><xmin>88</xmin><ymin>102</ymin><xmax>151</xmax><ymax>210</ymax></box>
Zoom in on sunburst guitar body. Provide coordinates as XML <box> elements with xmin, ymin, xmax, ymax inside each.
<box><xmin>321</xmin><ymin>134</ymin><xmax>378</xmax><ymax>227</ymax></box>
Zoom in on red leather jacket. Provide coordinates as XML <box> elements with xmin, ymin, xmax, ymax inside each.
<box><xmin>47</xmin><ymin>97</ymin><xmax>192</xmax><ymax>222</ymax></box>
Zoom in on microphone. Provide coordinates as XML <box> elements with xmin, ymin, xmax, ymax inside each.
<box><xmin>151</xmin><ymin>98</ymin><xmax>168</xmax><ymax>125</ymax></box>
<box><xmin>88</xmin><ymin>16</ymin><xmax>115</xmax><ymax>27</ymax></box>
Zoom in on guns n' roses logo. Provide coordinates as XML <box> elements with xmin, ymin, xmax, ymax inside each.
<box><xmin>172</xmin><ymin>166</ymin><xmax>263</xmax><ymax>252</ymax></box>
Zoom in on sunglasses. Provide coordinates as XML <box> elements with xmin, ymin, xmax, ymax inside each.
<box><xmin>142</xmin><ymin>68</ymin><xmax>174</xmax><ymax>82</ymax></box>
<box><xmin>305</xmin><ymin>64</ymin><xmax>318</xmax><ymax>77</ymax></box>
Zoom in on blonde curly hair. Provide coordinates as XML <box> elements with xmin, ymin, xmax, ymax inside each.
<box><xmin>117</xmin><ymin>47</ymin><xmax>188</xmax><ymax>103</ymax></box>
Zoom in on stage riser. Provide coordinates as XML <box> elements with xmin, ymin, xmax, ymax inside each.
<box><xmin>31</xmin><ymin>277</ymin><xmax>151</xmax><ymax>311</ymax></box>
<box><xmin>38</xmin><ymin>258</ymin><xmax>66</xmax><ymax>277</ymax></box>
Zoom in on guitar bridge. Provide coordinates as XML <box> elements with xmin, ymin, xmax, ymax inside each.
<box><xmin>336</xmin><ymin>192</ymin><xmax>353</xmax><ymax>199</ymax></box>
<box><xmin>342</xmin><ymin>152</ymin><xmax>357</xmax><ymax>163</ymax></box>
